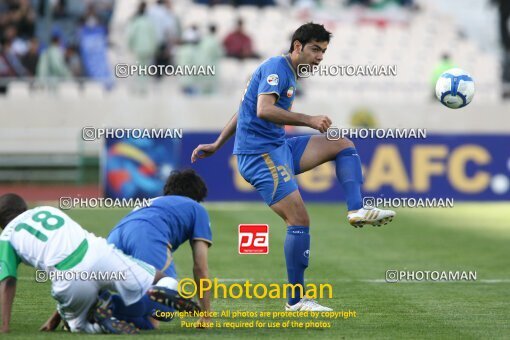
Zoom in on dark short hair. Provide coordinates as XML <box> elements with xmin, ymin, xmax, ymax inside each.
<box><xmin>289</xmin><ymin>22</ymin><xmax>332</xmax><ymax>53</ymax></box>
<box><xmin>163</xmin><ymin>169</ymin><xmax>207</xmax><ymax>202</ymax></box>
<box><xmin>0</xmin><ymin>193</ymin><xmax>28</xmax><ymax>229</ymax></box>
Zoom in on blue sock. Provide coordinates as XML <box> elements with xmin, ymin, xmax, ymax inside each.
<box><xmin>284</xmin><ymin>226</ymin><xmax>310</xmax><ymax>306</ymax></box>
<box><xmin>335</xmin><ymin>147</ymin><xmax>363</xmax><ymax>211</ymax></box>
<box><xmin>110</xmin><ymin>293</ymin><xmax>175</xmax><ymax>319</ymax></box>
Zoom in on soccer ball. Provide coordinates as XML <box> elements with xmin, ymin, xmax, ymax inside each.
<box><xmin>435</xmin><ymin>68</ymin><xmax>475</xmax><ymax>109</ymax></box>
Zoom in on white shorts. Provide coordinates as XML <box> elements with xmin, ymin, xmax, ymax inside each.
<box><xmin>51</xmin><ymin>236</ymin><xmax>156</xmax><ymax>333</ymax></box>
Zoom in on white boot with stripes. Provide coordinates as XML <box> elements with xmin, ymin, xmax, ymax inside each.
<box><xmin>347</xmin><ymin>207</ymin><xmax>395</xmax><ymax>228</ymax></box>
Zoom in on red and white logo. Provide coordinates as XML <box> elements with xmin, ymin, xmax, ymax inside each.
<box><xmin>238</xmin><ymin>224</ymin><xmax>269</xmax><ymax>254</ymax></box>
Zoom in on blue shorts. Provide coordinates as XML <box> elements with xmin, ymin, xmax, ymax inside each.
<box><xmin>107</xmin><ymin>221</ymin><xmax>177</xmax><ymax>278</ymax></box>
<box><xmin>237</xmin><ymin>136</ymin><xmax>311</xmax><ymax>206</ymax></box>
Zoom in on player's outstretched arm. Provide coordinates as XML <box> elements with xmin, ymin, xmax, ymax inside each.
<box><xmin>191</xmin><ymin>112</ymin><xmax>238</xmax><ymax>163</ymax></box>
<box><xmin>0</xmin><ymin>277</ymin><xmax>17</xmax><ymax>333</ymax></box>
<box><xmin>257</xmin><ymin>94</ymin><xmax>332</xmax><ymax>133</ymax></box>
<box><xmin>191</xmin><ymin>240</ymin><xmax>211</xmax><ymax>328</ymax></box>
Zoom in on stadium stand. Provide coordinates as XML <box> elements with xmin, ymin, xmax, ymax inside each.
<box><xmin>0</xmin><ymin>0</ymin><xmax>508</xmax><ymax>175</ymax></box>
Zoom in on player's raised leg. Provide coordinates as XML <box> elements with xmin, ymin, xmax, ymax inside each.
<box><xmin>270</xmin><ymin>191</ymin><xmax>332</xmax><ymax>311</ymax></box>
<box><xmin>296</xmin><ymin>135</ymin><xmax>395</xmax><ymax>227</ymax></box>
<box><xmin>237</xmin><ymin>144</ymin><xmax>331</xmax><ymax>311</ymax></box>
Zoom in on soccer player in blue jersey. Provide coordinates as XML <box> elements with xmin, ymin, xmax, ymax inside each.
<box><xmin>106</xmin><ymin>169</ymin><xmax>212</xmax><ymax>327</ymax></box>
<box><xmin>191</xmin><ymin>23</ymin><xmax>396</xmax><ymax>311</ymax></box>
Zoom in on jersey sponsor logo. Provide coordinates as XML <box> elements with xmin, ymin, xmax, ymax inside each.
<box><xmin>267</xmin><ymin>74</ymin><xmax>279</xmax><ymax>86</ymax></box>
<box><xmin>238</xmin><ymin>224</ymin><xmax>269</xmax><ymax>254</ymax></box>
<box><xmin>287</xmin><ymin>86</ymin><xmax>294</xmax><ymax>97</ymax></box>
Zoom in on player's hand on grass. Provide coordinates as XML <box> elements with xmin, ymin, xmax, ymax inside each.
<box><xmin>307</xmin><ymin>115</ymin><xmax>332</xmax><ymax>133</ymax></box>
<box><xmin>39</xmin><ymin>310</ymin><xmax>61</xmax><ymax>332</ymax></box>
<box><xmin>39</xmin><ymin>321</ymin><xmax>58</xmax><ymax>332</ymax></box>
<box><xmin>191</xmin><ymin>143</ymin><xmax>218</xmax><ymax>163</ymax></box>
<box><xmin>195</xmin><ymin>316</ymin><xmax>212</xmax><ymax>329</ymax></box>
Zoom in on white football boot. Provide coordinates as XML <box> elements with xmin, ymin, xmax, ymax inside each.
<box><xmin>285</xmin><ymin>298</ymin><xmax>333</xmax><ymax>311</ymax></box>
<box><xmin>347</xmin><ymin>207</ymin><xmax>396</xmax><ymax>228</ymax></box>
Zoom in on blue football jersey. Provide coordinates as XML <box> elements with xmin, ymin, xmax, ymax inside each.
<box><xmin>110</xmin><ymin>196</ymin><xmax>212</xmax><ymax>251</ymax></box>
<box><xmin>233</xmin><ymin>55</ymin><xmax>297</xmax><ymax>155</ymax></box>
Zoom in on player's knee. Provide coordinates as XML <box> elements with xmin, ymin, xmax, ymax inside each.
<box><xmin>326</xmin><ymin>138</ymin><xmax>355</xmax><ymax>160</ymax></box>
<box><xmin>338</xmin><ymin>138</ymin><xmax>355</xmax><ymax>152</ymax></box>
<box><xmin>287</xmin><ymin>214</ymin><xmax>310</xmax><ymax>227</ymax></box>
<box><xmin>345</xmin><ymin>138</ymin><xmax>355</xmax><ymax>149</ymax></box>
<box><xmin>333</xmin><ymin>139</ymin><xmax>357</xmax><ymax>160</ymax></box>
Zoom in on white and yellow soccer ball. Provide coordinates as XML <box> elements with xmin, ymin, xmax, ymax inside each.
<box><xmin>435</xmin><ymin>68</ymin><xmax>475</xmax><ymax>109</ymax></box>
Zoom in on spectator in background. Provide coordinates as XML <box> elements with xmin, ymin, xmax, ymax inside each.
<box><xmin>154</xmin><ymin>43</ymin><xmax>172</xmax><ymax>78</ymax></box>
<box><xmin>36</xmin><ymin>34</ymin><xmax>72</xmax><ymax>80</ymax></box>
<box><xmin>175</xmin><ymin>25</ymin><xmax>201</xmax><ymax>95</ymax></box>
<box><xmin>1</xmin><ymin>1</ymin><xmax>36</xmax><ymax>45</ymax></box>
<box><xmin>195</xmin><ymin>0</ymin><xmax>275</xmax><ymax>6</ymax></box>
<box><xmin>94</xmin><ymin>0</ymin><xmax>116</xmax><ymax>30</ymax></box>
<box><xmin>3</xmin><ymin>25</ymin><xmax>28</xmax><ymax>56</ymax></box>
<box><xmin>223</xmin><ymin>18</ymin><xmax>259</xmax><ymax>60</ymax></box>
<box><xmin>492</xmin><ymin>0</ymin><xmax>510</xmax><ymax>98</ymax></box>
<box><xmin>0</xmin><ymin>40</ymin><xmax>14</xmax><ymax>93</ymax></box>
<box><xmin>430</xmin><ymin>52</ymin><xmax>456</xmax><ymax>99</ymax></box>
<box><xmin>197</xmin><ymin>24</ymin><xmax>223</xmax><ymax>94</ymax></box>
<box><xmin>148</xmin><ymin>0</ymin><xmax>181</xmax><ymax>49</ymax></box>
<box><xmin>9</xmin><ymin>0</ymin><xmax>36</xmax><ymax>39</ymax></box>
<box><xmin>21</xmin><ymin>37</ymin><xmax>40</xmax><ymax>76</ymax></box>
<box><xmin>492</xmin><ymin>0</ymin><xmax>510</xmax><ymax>50</ymax></box>
<box><xmin>127</xmin><ymin>2</ymin><xmax>158</xmax><ymax>94</ymax></box>
<box><xmin>1</xmin><ymin>36</ymin><xmax>28</xmax><ymax>77</ymax></box>
<box><xmin>52</xmin><ymin>0</ymin><xmax>78</xmax><ymax>45</ymax></box>
<box><xmin>65</xmin><ymin>44</ymin><xmax>82</xmax><ymax>77</ymax></box>
<box><xmin>78</xmin><ymin>4</ymin><xmax>112</xmax><ymax>88</ymax></box>
<box><xmin>128</xmin><ymin>2</ymin><xmax>158</xmax><ymax>67</ymax></box>
<box><xmin>148</xmin><ymin>0</ymin><xmax>181</xmax><ymax>72</ymax></box>
<box><xmin>83</xmin><ymin>3</ymin><xmax>102</xmax><ymax>29</ymax></box>
<box><xmin>182</xmin><ymin>24</ymin><xmax>201</xmax><ymax>45</ymax></box>
<box><xmin>346</xmin><ymin>0</ymin><xmax>372</xmax><ymax>7</ymax></box>
<box><xmin>53</xmin><ymin>0</ymin><xmax>70</xmax><ymax>19</ymax></box>
<box><xmin>347</xmin><ymin>0</ymin><xmax>414</xmax><ymax>8</ymax></box>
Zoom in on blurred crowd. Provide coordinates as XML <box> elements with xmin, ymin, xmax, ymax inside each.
<box><xmin>127</xmin><ymin>1</ymin><xmax>261</xmax><ymax>95</ymax></box>
<box><xmin>0</xmin><ymin>0</ymin><xmax>263</xmax><ymax>95</ymax></box>
<box><xmin>193</xmin><ymin>0</ymin><xmax>413</xmax><ymax>8</ymax></box>
<box><xmin>1</xmin><ymin>0</ymin><xmax>507</xmax><ymax>98</ymax></box>
<box><xmin>346</xmin><ymin>0</ymin><xmax>414</xmax><ymax>8</ymax></box>
<box><xmin>194</xmin><ymin>0</ymin><xmax>275</xmax><ymax>6</ymax></box>
<box><xmin>0</xmin><ymin>0</ymin><xmax>114</xmax><ymax>87</ymax></box>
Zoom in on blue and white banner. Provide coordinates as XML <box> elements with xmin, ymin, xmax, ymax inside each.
<box><xmin>183</xmin><ymin>133</ymin><xmax>510</xmax><ymax>202</ymax></box>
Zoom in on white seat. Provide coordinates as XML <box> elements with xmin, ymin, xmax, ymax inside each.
<box><xmin>83</xmin><ymin>81</ymin><xmax>104</xmax><ymax>98</ymax></box>
<box><xmin>58</xmin><ymin>82</ymin><xmax>81</xmax><ymax>98</ymax></box>
<box><xmin>7</xmin><ymin>81</ymin><xmax>30</xmax><ymax>98</ymax></box>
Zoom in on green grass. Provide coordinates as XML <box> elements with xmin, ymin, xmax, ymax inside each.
<box><xmin>6</xmin><ymin>203</ymin><xmax>510</xmax><ymax>339</ymax></box>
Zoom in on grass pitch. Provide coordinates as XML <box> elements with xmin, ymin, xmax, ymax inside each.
<box><xmin>6</xmin><ymin>203</ymin><xmax>510</xmax><ymax>339</ymax></box>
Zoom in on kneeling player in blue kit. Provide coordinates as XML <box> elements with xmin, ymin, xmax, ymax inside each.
<box><xmin>106</xmin><ymin>169</ymin><xmax>213</xmax><ymax>328</ymax></box>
